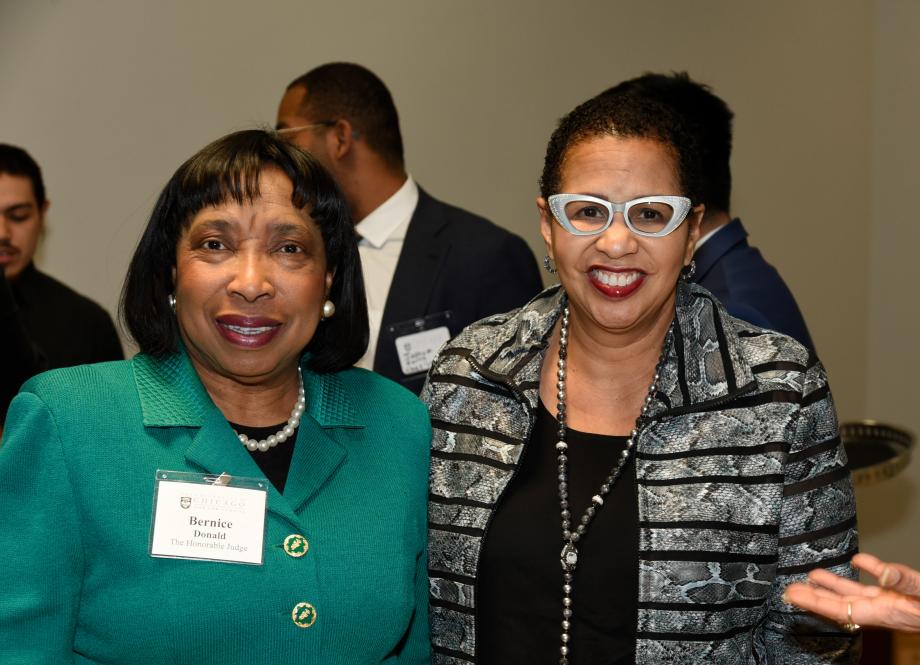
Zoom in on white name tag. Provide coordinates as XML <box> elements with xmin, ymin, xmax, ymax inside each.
<box><xmin>150</xmin><ymin>471</ymin><xmax>268</xmax><ymax>565</ymax></box>
<box><xmin>396</xmin><ymin>325</ymin><xmax>450</xmax><ymax>375</ymax></box>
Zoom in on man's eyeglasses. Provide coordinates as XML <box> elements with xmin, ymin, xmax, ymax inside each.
<box><xmin>275</xmin><ymin>121</ymin><xmax>336</xmax><ymax>136</ymax></box>
<box><xmin>548</xmin><ymin>194</ymin><xmax>694</xmax><ymax>238</ymax></box>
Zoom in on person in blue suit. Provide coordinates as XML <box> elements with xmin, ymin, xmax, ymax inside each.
<box><xmin>602</xmin><ymin>73</ymin><xmax>814</xmax><ymax>349</ymax></box>
<box><xmin>0</xmin><ymin>130</ymin><xmax>430</xmax><ymax>664</ymax></box>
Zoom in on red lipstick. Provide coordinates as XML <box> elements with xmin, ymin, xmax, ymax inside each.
<box><xmin>587</xmin><ymin>267</ymin><xmax>646</xmax><ymax>299</ymax></box>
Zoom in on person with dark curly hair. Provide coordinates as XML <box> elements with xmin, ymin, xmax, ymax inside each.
<box><xmin>424</xmin><ymin>86</ymin><xmax>858</xmax><ymax>663</ymax></box>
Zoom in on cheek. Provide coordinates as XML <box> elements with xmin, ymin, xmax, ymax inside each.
<box><xmin>286</xmin><ymin>273</ymin><xmax>330</xmax><ymax>318</ymax></box>
<box><xmin>14</xmin><ymin>220</ymin><xmax>42</xmax><ymax>250</ymax></box>
<box><xmin>173</xmin><ymin>260</ymin><xmax>220</xmax><ymax>310</ymax></box>
<box><xmin>554</xmin><ymin>234</ymin><xmax>596</xmax><ymax>273</ymax></box>
<box><xmin>654</xmin><ymin>232</ymin><xmax>692</xmax><ymax>271</ymax></box>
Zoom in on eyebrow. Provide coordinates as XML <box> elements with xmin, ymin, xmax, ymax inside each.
<box><xmin>190</xmin><ymin>218</ymin><xmax>233</xmax><ymax>233</ymax></box>
<box><xmin>2</xmin><ymin>202</ymin><xmax>36</xmax><ymax>215</ymax></box>
<box><xmin>190</xmin><ymin>218</ymin><xmax>310</xmax><ymax>236</ymax></box>
<box><xmin>268</xmin><ymin>222</ymin><xmax>310</xmax><ymax>236</ymax></box>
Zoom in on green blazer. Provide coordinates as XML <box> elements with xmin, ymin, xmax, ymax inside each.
<box><xmin>0</xmin><ymin>351</ymin><xmax>431</xmax><ymax>665</ymax></box>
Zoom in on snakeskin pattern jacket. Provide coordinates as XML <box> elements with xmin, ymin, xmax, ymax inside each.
<box><xmin>423</xmin><ymin>283</ymin><xmax>859</xmax><ymax>664</ymax></box>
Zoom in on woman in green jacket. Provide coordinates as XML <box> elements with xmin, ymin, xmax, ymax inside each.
<box><xmin>0</xmin><ymin>130</ymin><xmax>430</xmax><ymax>664</ymax></box>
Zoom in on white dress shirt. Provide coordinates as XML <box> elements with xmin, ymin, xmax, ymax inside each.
<box><xmin>354</xmin><ymin>175</ymin><xmax>419</xmax><ymax>370</ymax></box>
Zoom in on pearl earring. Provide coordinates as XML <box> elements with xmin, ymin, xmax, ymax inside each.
<box><xmin>168</xmin><ymin>294</ymin><xmax>176</xmax><ymax>312</ymax></box>
<box><xmin>322</xmin><ymin>300</ymin><xmax>336</xmax><ymax>320</ymax></box>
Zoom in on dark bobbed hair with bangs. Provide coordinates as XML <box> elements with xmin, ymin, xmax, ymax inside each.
<box><xmin>120</xmin><ymin>129</ymin><xmax>368</xmax><ymax>373</ymax></box>
<box><xmin>539</xmin><ymin>87</ymin><xmax>704</xmax><ymax>206</ymax></box>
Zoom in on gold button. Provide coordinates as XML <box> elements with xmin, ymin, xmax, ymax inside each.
<box><xmin>283</xmin><ymin>534</ymin><xmax>309</xmax><ymax>558</ymax></box>
<box><xmin>292</xmin><ymin>601</ymin><xmax>317</xmax><ymax>628</ymax></box>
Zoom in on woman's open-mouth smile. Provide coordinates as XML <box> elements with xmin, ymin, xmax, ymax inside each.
<box><xmin>215</xmin><ymin>314</ymin><xmax>282</xmax><ymax>348</ymax></box>
<box><xmin>588</xmin><ymin>266</ymin><xmax>646</xmax><ymax>298</ymax></box>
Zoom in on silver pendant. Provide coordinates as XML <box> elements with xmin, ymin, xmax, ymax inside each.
<box><xmin>560</xmin><ymin>542</ymin><xmax>578</xmax><ymax>572</ymax></box>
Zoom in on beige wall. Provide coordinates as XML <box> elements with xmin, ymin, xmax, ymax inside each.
<box><xmin>1</xmin><ymin>1</ymin><xmax>915</xmax><ymax>563</ymax></box>
<box><xmin>859</xmin><ymin>0</ymin><xmax>920</xmax><ymax>568</ymax></box>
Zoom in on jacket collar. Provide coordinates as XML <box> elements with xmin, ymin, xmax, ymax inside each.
<box><xmin>133</xmin><ymin>350</ymin><xmax>361</xmax><ymax>429</ymax></box>
<box><xmin>375</xmin><ymin>187</ymin><xmax>450</xmax><ymax>342</ymax></box>
<box><xmin>133</xmin><ymin>350</ymin><xmax>361</xmax><ymax>523</ymax></box>
<box><xmin>692</xmin><ymin>218</ymin><xmax>748</xmax><ymax>284</ymax></box>
<box><xmin>465</xmin><ymin>282</ymin><xmax>756</xmax><ymax>416</ymax></box>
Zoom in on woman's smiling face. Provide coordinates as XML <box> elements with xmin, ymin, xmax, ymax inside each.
<box><xmin>539</xmin><ymin>134</ymin><xmax>700</xmax><ymax>337</ymax></box>
<box><xmin>173</xmin><ymin>167</ymin><xmax>332</xmax><ymax>386</ymax></box>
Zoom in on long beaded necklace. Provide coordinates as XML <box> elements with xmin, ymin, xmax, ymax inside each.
<box><xmin>554</xmin><ymin>304</ymin><xmax>674</xmax><ymax>665</ymax></box>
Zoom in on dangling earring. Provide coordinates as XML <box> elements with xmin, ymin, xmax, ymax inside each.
<box><xmin>681</xmin><ymin>260</ymin><xmax>697</xmax><ymax>282</ymax></box>
<box><xmin>322</xmin><ymin>300</ymin><xmax>336</xmax><ymax>320</ymax></box>
<box><xmin>168</xmin><ymin>294</ymin><xmax>176</xmax><ymax>312</ymax></box>
<box><xmin>543</xmin><ymin>255</ymin><xmax>557</xmax><ymax>275</ymax></box>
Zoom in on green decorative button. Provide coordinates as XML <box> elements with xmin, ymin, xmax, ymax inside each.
<box><xmin>283</xmin><ymin>534</ymin><xmax>309</xmax><ymax>558</ymax></box>
<box><xmin>292</xmin><ymin>601</ymin><xmax>317</xmax><ymax>628</ymax></box>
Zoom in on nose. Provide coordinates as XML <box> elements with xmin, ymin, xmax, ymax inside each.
<box><xmin>0</xmin><ymin>216</ymin><xmax>10</xmax><ymax>242</ymax></box>
<box><xmin>227</xmin><ymin>251</ymin><xmax>274</xmax><ymax>302</ymax></box>
<box><xmin>595</xmin><ymin>212</ymin><xmax>638</xmax><ymax>257</ymax></box>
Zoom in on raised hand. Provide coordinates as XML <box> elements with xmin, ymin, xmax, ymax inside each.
<box><xmin>783</xmin><ymin>553</ymin><xmax>920</xmax><ymax>633</ymax></box>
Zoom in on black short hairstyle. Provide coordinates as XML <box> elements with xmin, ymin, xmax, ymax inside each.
<box><xmin>287</xmin><ymin>62</ymin><xmax>404</xmax><ymax>170</ymax></box>
<box><xmin>0</xmin><ymin>144</ymin><xmax>46</xmax><ymax>206</ymax></box>
<box><xmin>120</xmin><ymin>129</ymin><xmax>368</xmax><ymax>373</ymax></box>
<box><xmin>540</xmin><ymin>88</ymin><xmax>704</xmax><ymax>206</ymax></box>
<box><xmin>601</xmin><ymin>72</ymin><xmax>734</xmax><ymax>213</ymax></box>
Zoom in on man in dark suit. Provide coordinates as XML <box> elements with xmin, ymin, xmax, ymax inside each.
<box><xmin>603</xmin><ymin>73</ymin><xmax>814</xmax><ymax>350</ymax></box>
<box><xmin>277</xmin><ymin>63</ymin><xmax>542</xmax><ymax>393</ymax></box>
<box><xmin>0</xmin><ymin>143</ymin><xmax>123</xmax><ymax>430</ymax></box>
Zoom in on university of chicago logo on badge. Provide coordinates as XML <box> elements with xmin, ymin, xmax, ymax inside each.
<box><xmin>180</xmin><ymin>496</ymin><xmax>192</xmax><ymax>509</ymax></box>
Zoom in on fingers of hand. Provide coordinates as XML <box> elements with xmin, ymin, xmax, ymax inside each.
<box><xmin>783</xmin><ymin>582</ymin><xmax>818</xmax><ymax>607</ymax></box>
<box><xmin>783</xmin><ymin>583</ymin><xmax>853</xmax><ymax>625</ymax></box>
<box><xmin>879</xmin><ymin>593</ymin><xmax>920</xmax><ymax>632</ymax></box>
<box><xmin>853</xmin><ymin>553</ymin><xmax>885</xmax><ymax>578</ymax></box>
<box><xmin>785</xmin><ymin>578</ymin><xmax>920</xmax><ymax>632</ymax></box>
<box><xmin>854</xmin><ymin>553</ymin><xmax>920</xmax><ymax>597</ymax></box>
<box><xmin>887</xmin><ymin>563</ymin><xmax>920</xmax><ymax>597</ymax></box>
<box><xmin>807</xmin><ymin>569</ymin><xmax>881</xmax><ymax>598</ymax></box>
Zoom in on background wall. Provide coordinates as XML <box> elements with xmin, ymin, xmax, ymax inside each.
<box><xmin>1</xmin><ymin>0</ymin><xmax>916</xmax><ymax>565</ymax></box>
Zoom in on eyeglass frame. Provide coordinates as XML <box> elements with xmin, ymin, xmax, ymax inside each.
<box><xmin>275</xmin><ymin>120</ymin><xmax>363</xmax><ymax>142</ymax></box>
<box><xmin>547</xmin><ymin>193</ymin><xmax>694</xmax><ymax>238</ymax></box>
<box><xmin>274</xmin><ymin>121</ymin><xmax>337</xmax><ymax>136</ymax></box>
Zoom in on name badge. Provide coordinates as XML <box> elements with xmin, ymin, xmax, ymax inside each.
<box><xmin>150</xmin><ymin>470</ymin><xmax>268</xmax><ymax>565</ymax></box>
<box><xmin>396</xmin><ymin>326</ymin><xmax>451</xmax><ymax>375</ymax></box>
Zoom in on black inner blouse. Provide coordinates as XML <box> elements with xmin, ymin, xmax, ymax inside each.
<box><xmin>477</xmin><ymin>400</ymin><xmax>638</xmax><ymax>664</ymax></box>
<box><xmin>230</xmin><ymin>422</ymin><xmax>298</xmax><ymax>494</ymax></box>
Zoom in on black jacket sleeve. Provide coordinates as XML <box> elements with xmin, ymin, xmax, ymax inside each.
<box><xmin>0</xmin><ymin>271</ymin><xmax>46</xmax><ymax>426</ymax></box>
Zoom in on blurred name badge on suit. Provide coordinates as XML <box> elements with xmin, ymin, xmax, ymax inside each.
<box><xmin>150</xmin><ymin>470</ymin><xmax>268</xmax><ymax>565</ymax></box>
<box><xmin>393</xmin><ymin>311</ymin><xmax>453</xmax><ymax>376</ymax></box>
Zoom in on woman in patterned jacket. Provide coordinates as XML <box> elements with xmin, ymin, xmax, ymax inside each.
<box><xmin>422</xmin><ymin>88</ymin><xmax>859</xmax><ymax>663</ymax></box>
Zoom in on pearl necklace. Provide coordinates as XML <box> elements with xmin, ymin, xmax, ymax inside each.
<box><xmin>554</xmin><ymin>304</ymin><xmax>673</xmax><ymax>664</ymax></box>
<box><xmin>234</xmin><ymin>367</ymin><xmax>305</xmax><ymax>453</ymax></box>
